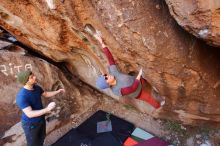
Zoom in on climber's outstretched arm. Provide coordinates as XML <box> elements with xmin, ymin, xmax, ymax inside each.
<box><xmin>95</xmin><ymin>35</ymin><xmax>116</xmax><ymax>65</ymax></box>
<box><xmin>102</xmin><ymin>47</ymin><xmax>116</xmax><ymax>65</ymax></box>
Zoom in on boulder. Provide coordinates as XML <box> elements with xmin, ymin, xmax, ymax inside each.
<box><xmin>0</xmin><ymin>0</ymin><xmax>219</xmax><ymax>127</ymax></box>
<box><xmin>165</xmin><ymin>0</ymin><xmax>220</xmax><ymax>47</ymax></box>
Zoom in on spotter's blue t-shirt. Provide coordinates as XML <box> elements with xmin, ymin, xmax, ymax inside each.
<box><xmin>16</xmin><ymin>84</ymin><xmax>44</xmax><ymax>123</ymax></box>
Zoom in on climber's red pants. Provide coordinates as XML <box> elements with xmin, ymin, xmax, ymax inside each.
<box><xmin>136</xmin><ymin>78</ymin><xmax>160</xmax><ymax>109</ymax></box>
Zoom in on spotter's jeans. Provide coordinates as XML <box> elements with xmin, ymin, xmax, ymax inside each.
<box><xmin>22</xmin><ymin>119</ymin><xmax>46</xmax><ymax>146</ymax></box>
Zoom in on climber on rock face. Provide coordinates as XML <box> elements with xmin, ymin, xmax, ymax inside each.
<box><xmin>16</xmin><ymin>70</ymin><xmax>65</xmax><ymax>146</ymax></box>
<box><xmin>94</xmin><ymin>34</ymin><xmax>165</xmax><ymax>109</ymax></box>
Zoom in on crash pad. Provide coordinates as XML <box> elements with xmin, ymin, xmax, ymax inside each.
<box><xmin>52</xmin><ymin>110</ymin><xmax>134</xmax><ymax>146</ymax></box>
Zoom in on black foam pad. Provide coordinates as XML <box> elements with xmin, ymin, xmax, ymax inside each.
<box><xmin>52</xmin><ymin>110</ymin><xmax>134</xmax><ymax>146</ymax></box>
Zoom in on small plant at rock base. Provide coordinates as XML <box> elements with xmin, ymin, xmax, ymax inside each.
<box><xmin>163</xmin><ymin>120</ymin><xmax>185</xmax><ymax>133</ymax></box>
<box><xmin>199</xmin><ymin>127</ymin><xmax>216</xmax><ymax>140</ymax></box>
<box><xmin>123</xmin><ymin>104</ymin><xmax>136</xmax><ymax>110</ymax></box>
<box><xmin>163</xmin><ymin>120</ymin><xmax>190</xmax><ymax>138</ymax></box>
<box><xmin>162</xmin><ymin>120</ymin><xmax>191</xmax><ymax>146</ymax></box>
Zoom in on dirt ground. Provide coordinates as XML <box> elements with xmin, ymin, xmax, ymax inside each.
<box><xmin>45</xmin><ymin>90</ymin><xmax>220</xmax><ymax>146</ymax></box>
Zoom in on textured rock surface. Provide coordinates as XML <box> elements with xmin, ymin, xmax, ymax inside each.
<box><xmin>91</xmin><ymin>0</ymin><xmax>220</xmax><ymax>125</ymax></box>
<box><xmin>0</xmin><ymin>0</ymin><xmax>219</xmax><ymax>131</ymax></box>
<box><xmin>165</xmin><ymin>0</ymin><xmax>220</xmax><ymax>47</ymax></box>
